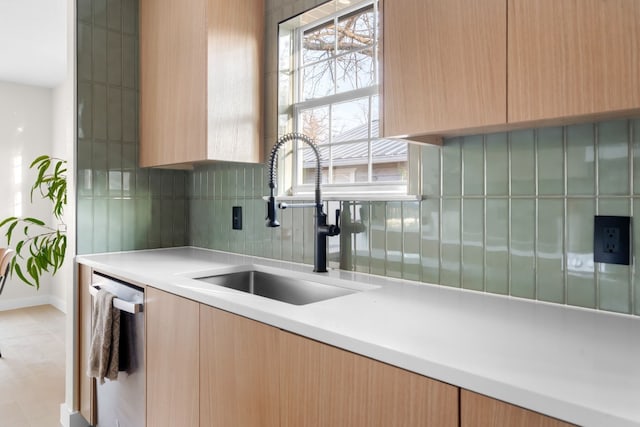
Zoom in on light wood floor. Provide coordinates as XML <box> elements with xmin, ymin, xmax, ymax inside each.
<box><xmin>0</xmin><ymin>305</ymin><xmax>65</xmax><ymax>427</ymax></box>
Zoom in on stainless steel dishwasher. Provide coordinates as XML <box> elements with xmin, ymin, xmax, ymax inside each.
<box><xmin>90</xmin><ymin>272</ymin><xmax>145</xmax><ymax>427</ymax></box>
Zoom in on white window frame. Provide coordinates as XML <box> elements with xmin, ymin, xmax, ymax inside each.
<box><xmin>278</xmin><ymin>0</ymin><xmax>420</xmax><ymax>200</ymax></box>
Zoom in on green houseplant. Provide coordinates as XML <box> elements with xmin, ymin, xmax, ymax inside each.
<box><xmin>0</xmin><ymin>155</ymin><xmax>67</xmax><ymax>288</ymax></box>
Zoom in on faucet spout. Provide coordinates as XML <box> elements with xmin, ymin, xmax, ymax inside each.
<box><xmin>265</xmin><ymin>133</ymin><xmax>340</xmax><ymax>272</ymax></box>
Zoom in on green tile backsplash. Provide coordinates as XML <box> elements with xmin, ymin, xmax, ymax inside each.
<box><xmin>76</xmin><ymin>0</ymin><xmax>188</xmax><ymax>254</ymax></box>
<box><xmin>76</xmin><ymin>0</ymin><xmax>639</xmax><ymax>316</ymax></box>
<box><xmin>188</xmin><ymin>119</ymin><xmax>640</xmax><ymax>316</ymax></box>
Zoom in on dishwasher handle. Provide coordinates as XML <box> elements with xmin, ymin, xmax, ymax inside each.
<box><xmin>89</xmin><ymin>283</ymin><xmax>144</xmax><ymax>314</ymax></box>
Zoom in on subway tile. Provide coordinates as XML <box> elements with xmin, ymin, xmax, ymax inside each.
<box><xmin>122</xmin><ymin>0</ymin><xmax>137</xmax><ymax>34</ymax></box>
<box><xmin>107</xmin><ymin>0</ymin><xmax>122</xmax><ymax>31</ymax></box>
<box><xmin>93</xmin><ymin>198</ymin><xmax>109</xmax><ymax>253</ymax></box>
<box><xmin>107</xmin><ymin>87</ymin><xmax>122</xmax><ymax>141</ymax></box>
<box><xmin>440</xmin><ymin>198</ymin><xmax>461</xmax><ymax>287</ymax></box>
<box><xmin>122</xmin><ymin>89</ymin><xmax>137</xmax><ymax>143</ymax></box>
<box><xmin>485</xmin><ymin>199</ymin><xmax>508</xmax><ymax>295</ymax></box>
<box><xmin>462</xmin><ymin>199</ymin><xmax>483</xmax><ymax>291</ymax></box>
<box><xmin>510</xmin><ymin>199</ymin><xmax>535</xmax><ymax>299</ymax></box>
<box><xmin>77</xmin><ymin>82</ymin><xmax>92</xmax><ymax>139</ymax></box>
<box><xmin>485</xmin><ymin>133</ymin><xmax>508</xmax><ymax>196</ymax></box>
<box><xmin>280</xmin><ymin>204</ymin><xmax>293</xmax><ymax>262</ymax></box>
<box><xmin>339</xmin><ymin>202</ymin><xmax>356</xmax><ymax>271</ymax></box>
<box><xmin>122</xmin><ymin>35</ymin><xmax>136</xmax><ymax>89</ymax></box>
<box><xmin>537</xmin><ymin>127</ymin><xmax>564</xmax><ymax>195</ymax></box>
<box><xmin>93</xmin><ymin>0</ymin><xmax>107</xmax><ymax>27</ymax></box>
<box><xmin>385</xmin><ymin>202</ymin><xmax>403</xmax><ymax>279</ymax></box>
<box><xmin>122</xmin><ymin>201</ymin><xmax>136</xmax><ymax>250</ymax></box>
<box><xmin>172</xmin><ymin>199</ymin><xmax>187</xmax><ymax>246</ymax></box>
<box><xmin>462</xmin><ymin>135</ymin><xmax>484</xmax><ymax>196</ymax></box>
<box><xmin>536</xmin><ymin>199</ymin><xmax>564</xmax><ymax>303</ymax></box>
<box><xmin>160</xmin><ymin>199</ymin><xmax>175</xmax><ymax>247</ymax></box>
<box><xmin>92</xmin><ymin>141</ymin><xmax>108</xmax><ymax>197</ymax></box>
<box><xmin>78</xmin><ymin>24</ymin><xmax>92</xmax><ymax>82</ymax></box>
<box><xmin>421</xmin><ymin>199</ymin><xmax>439</xmax><ymax>284</ymax></box>
<box><xmin>92</xmin><ymin>27</ymin><xmax>107</xmax><ymax>83</ymax></box>
<box><xmin>292</xmin><ymin>206</ymin><xmax>304</xmax><ymax>263</ymax></box>
<box><xmin>421</xmin><ymin>144</ymin><xmax>440</xmax><ymax>197</ymax></box>
<box><xmin>566</xmin><ymin>123</ymin><xmax>595</xmax><ymax>195</ymax></box>
<box><xmin>76</xmin><ymin>198</ymin><xmax>93</xmax><ymax>255</ymax></box>
<box><xmin>370</xmin><ymin>202</ymin><xmax>386</xmax><ymax>276</ymax></box>
<box><xmin>510</xmin><ymin>130</ymin><xmax>535</xmax><ymax>196</ymax></box>
<box><xmin>353</xmin><ymin>202</ymin><xmax>371</xmax><ymax>274</ymax></box>
<box><xmin>78</xmin><ymin>0</ymin><xmax>92</xmax><ymax>24</ymax></box>
<box><xmin>107</xmin><ymin>31</ymin><xmax>122</xmax><ymax>86</ymax></box>
<box><xmin>442</xmin><ymin>138</ymin><xmax>461</xmax><ymax>196</ymax></box>
<box><xmin>92</xmin><ymin>84</ymin><xmax>107</xmax><ymax>140</ymax></box>
<box><xmin>598</xmin><ymin>120</ymin><xmax>630</xmax><ymax>195</ymax></box>
<box><xmin>402</xmin><ymin>201</ymin><xmax>421</xmax><ymax>281</ymax></box>
<box><xmin>566</xmin><ymin>199</ymin><xmax>596</xmax><ymax>309</ymax></box>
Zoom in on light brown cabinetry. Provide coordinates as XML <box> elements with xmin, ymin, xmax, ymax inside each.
<box><xmin>200</xmin><ymin>305</ymin><xmax>280</xmax><ymax>427</ymax></box>
<box><xmin>139</xmin><ymin>0</ymin><xmax>263</xmax><ymax>168</ymax></box>
<box><xmin>77</xmin><ymin>263</ymin><xmax>96</xmax><ymax>425</ymax></box>
<box><xmin>383</xmin><ymin>0</ymin><xmax>640</xmax><ymax>142</ymax></box>
<box><xmin>461</xmin><ymin>390</ymin><xmax>574</xmax><ymax>427</ymax></box>
<box><xmin>508</xmin><ymin>0</ymin><xmax>640</xmax><ymax>123</ymax></box>
<box><xmin>382</xmin><ymin>0</ymin><xmax>507</xmax><ymax>141</ymax></box>
<box><xmin>146</xmin><ymin>287</ymin><xmax>199</xmax><ymax>426</ymax></box>
<box><xmin>280</xmin><ymin>331</ymin><xmax>459</xmax><ymax>427</ymax></box>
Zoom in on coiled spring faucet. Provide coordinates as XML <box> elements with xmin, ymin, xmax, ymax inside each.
<box><xmin>266</xmin><ymin>133</ymin><xmax>340</xmax><ymax>272</ymax></box>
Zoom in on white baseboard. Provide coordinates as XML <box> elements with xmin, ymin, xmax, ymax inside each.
<box><xmin>0</xmin><ymin>295</ymin><xmax>67</xmax><ymax>313</ymax></box>
<box><xmin>60</xmin><ymin>403</ymin><xmax>90</xmax><ymax>427</ymax></box>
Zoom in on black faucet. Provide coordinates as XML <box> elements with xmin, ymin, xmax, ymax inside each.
<box><xmin>266</xmin><ymin>133</ymin><xmax>340</xmax><ymax>273</ymax></box>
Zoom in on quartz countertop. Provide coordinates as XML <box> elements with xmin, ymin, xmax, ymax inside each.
<box><xmin>76</xmin><ymin>247</ymin><xmax>640</xmax><ymax>427</ymax></box>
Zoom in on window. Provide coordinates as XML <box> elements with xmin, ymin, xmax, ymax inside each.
<box><xmin>278</xmin><ymin>0</ymin><xmax>410</xmax><ymax>197</ymax></box>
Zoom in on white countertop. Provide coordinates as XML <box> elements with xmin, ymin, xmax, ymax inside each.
<box><xmin>77</xmin><ymin>247</ymin><xmax>640</xmax><ymax>427</ymax></box>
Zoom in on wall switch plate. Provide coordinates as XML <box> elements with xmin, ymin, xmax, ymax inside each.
<box><xmin>232</xmin><ymin>206</ymin><xmax>242</xmax><ymax>230</ymax></box>
<box><xmin>594</xmin><ymin>215</ymin><xmax>631</xmax><ymax>265</ymax></box>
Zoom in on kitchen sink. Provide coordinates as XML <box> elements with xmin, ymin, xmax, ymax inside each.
<box><xmin>194</xmin><ymin>270</ymin><xmax>357</xmax><ymax>305</ymax></box>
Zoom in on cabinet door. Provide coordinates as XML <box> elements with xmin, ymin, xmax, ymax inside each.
<box><xmin>382</xmin><ymin>0</ymin><xmax>507</xmax><ymax>139</ymax></box>
<box><xmin>508</xmin><ymin>0</ymin><xmax>640</xmax><ymax>123</ymax></box>
<box><xmin>281</xmin><ymin>331</ymin><xmax>458</xmax><ymax>427</ymax></box>
<box><xmin>461</xmin><ymin>390</ymin><xmax>574</xmax><ymax>427</ymax></box>
<box><xmin>140</xmin><ymin>0</ymin><xmax>207</xmax><ymax>167</ymax></box>
<box><xmin>146</xmin><ymin>287</ymin><xmax>199</xmax><ymax>426</ymax></box>
<box><xmin>199</xmin><ymin>305</ymin><xmax>280</xmax><ymax>427</ymax></box>
<box><xmin>77</xmin><ymin>263</ymin><xmax>96</xmax><ymax>425</ymax></box>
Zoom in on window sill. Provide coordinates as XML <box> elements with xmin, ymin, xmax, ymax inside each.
<box><xmin>262</xmin><ymin>194</ymin><xmax>424</xmax><ymax>202</ymax></box>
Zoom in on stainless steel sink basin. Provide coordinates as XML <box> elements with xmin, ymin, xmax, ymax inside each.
<box><xmin>194</xmin><ymin>270</ymin><xmax>357</xmax><ymax>305</ymax></box>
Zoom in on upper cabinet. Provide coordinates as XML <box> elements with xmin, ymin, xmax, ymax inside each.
<box><xmin>508</xmin><ymin>0</ymin><xmax>640</xmax><ymax>123</ymax></box>
<box><xmin>382</xmin><ymin>0</ymin><xmax>507</xmax><ymax>141</ymax></box>
<box><xmin>383</xmin><ymin>0</ymin><xmax>640</xmax><ymax>143</ymax></box>
<box><xmin>140</xmin><ymin>0</ymin><xmax>264</xmax><ymax>168</ymax></box>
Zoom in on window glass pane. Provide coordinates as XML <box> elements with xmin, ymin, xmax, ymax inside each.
<box><xmin>301</xmin><ymin>146</ymin><xmax>330</xmax><ymax>185</ymax></box>
<box><xmin>299</xmin><ymin>106</ymin><xmax>330</xmax><ymax>145</ymax></box>
<box><xmin>278</xmin><ymin>71</ymin><xmax>291</xmax><ymax>106</ymax></box>
<box><xmin>336</xmin><ymin>6</ymin><xmax>375</xmax><ymax>55</ymax></box>
<box><xmin>332</xmin><ymin>98</ymin><xmax>369</xmax><ymax>142</ymax></box>
<box><xmin>372</xmin><ymin>139</ymin><xmax>408</xmax><ymax>182</ymax></box>
<box><xmin>370</xmin><ymin>94</ymin><xmax>379</xmax><ymax>137</ymax></box>
<box><xmin>302</xmin><ymin>63</ymin><xmax>334</xmax><ymax>100</ymax></box>
<box><xmin>336</xmin><ymin>52</ymin><xmax>374</xmax><ymax>93</ymax></box>
<box><xmin>332</xmin><ymin>141</ymin><xmax>370</xmax><ymax>183</ymax></box>
<box><xmin>303</xmin><ymin>20</ymin><xmax>335</xmax><ymax>65</ymax></box>
<box><xmin>279</xmin><ymin>32</ymin><xmax>292</xmax><ymax>70</ymax></box>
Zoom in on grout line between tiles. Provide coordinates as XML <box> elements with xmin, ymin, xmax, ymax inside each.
<box><xmin>534</xmin><ymin>129</ymin><xmax>539</xmax><ymax>301</ymax></box>
<box><xmin>563</xmin><ymin>125</ymin><xmax>569</xmax><ymax>305</ymax></box>
<box><xmin>482</xmin><ymin>134</ymin><xmax>487</xmax><ymax>292</ymax></box>
<box><xmin>507</xmin><ymin>131</ymin><xmax>513</xmax><ymax>297</ymax></box>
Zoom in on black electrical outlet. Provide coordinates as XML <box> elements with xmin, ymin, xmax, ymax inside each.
<box><xmin>232</xmin><ymin>206</ymin><xmax>242</xmax><ymax>230</ymax></box>
<box><xmin>594</xmin><ymin>215</ymin><xmax>631</xmax><ymax>265</ymax></box>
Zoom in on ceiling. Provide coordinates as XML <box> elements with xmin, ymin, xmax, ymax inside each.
<box><xmin>0</xmin><ymin>0</ymin><xmax>67</xmax><ymax>88</ymax></box>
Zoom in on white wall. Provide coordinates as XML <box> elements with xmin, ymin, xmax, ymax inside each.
<box><xmin>0</xmin><ymin>80</ymin><xmax>59</xmax><ymax>310</ymax></box>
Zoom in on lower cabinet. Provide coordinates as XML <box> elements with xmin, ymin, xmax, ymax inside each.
<box><xmin>200</xmin><ymin>304</ymin><xmax>280</xmax><ymax>426</ymax></box>
<box><xmin>146</xmin><ymin>287</ymin><xmax>199</xmax><ymax>427</ymax></box>
<box><xmin>280</xmin><ymin>331</ymin><xmax>459</xmax><ymax>427</ymax></box>
<box><xmin>461</xmin><ymin>389</ymin><xmax>574</xmax><ymax>427</ymax></box>
<box><xmin>144</xmin><ymin>289</ymin><xmax>573</xmax><ymax>427</ymax></box>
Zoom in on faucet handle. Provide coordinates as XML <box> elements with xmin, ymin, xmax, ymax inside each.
<box><xmin>335</xmin><ymin>209</ymin><xmax>341</xmax><ymax>228</ymax></box>
<box><xmin>327</xmin><ymin>209</ymin><xmax>340</xmax><ymax>236</ymax></box>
